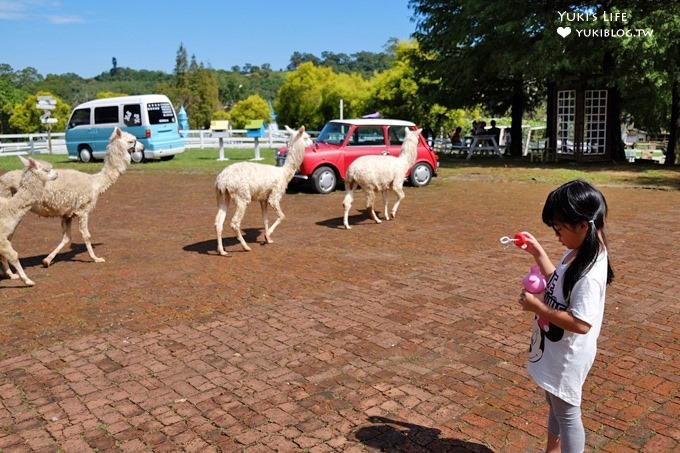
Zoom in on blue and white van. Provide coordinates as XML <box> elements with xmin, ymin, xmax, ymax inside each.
<box><xmin>65</xmin><ymin>94</ymin><xmax>185</xmax><ymax>162</ymax></box>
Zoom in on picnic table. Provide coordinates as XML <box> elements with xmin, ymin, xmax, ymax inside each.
<box><xmin>462</xmin><ymin>135</ymin><xmax>502</xmax><ymax>159</ymax></box>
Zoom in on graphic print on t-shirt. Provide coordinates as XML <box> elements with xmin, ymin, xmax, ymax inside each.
<box><xmin>529</xmin><ymin>271</ymin><xmax>566</xmax><ymax>362</ymax></box>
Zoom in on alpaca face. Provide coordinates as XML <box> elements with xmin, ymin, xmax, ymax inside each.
<box><xmin>108</xmin><ymin>127</ymin><xmax>144</xmax><ymax>168</ymax></box>
<box><xmin>285</xmin><ymin>126</ymin><xmax>313</xmax><ymax>149</ymax></box>
<box><xmin>19</xmin><ymin>156</ymin><xmax>58</xmax><ymax>183</ymax></box>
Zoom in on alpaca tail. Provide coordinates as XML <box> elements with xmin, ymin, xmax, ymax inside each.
<box><xmin>215</xmin><ymin>185</ymin><xmax>231</xmax><ymax>256</ymax></box>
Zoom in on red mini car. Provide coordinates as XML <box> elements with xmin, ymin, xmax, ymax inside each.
<box><xmin>276</xmin><ymin>118</ymin><xmax>439</xmax><ymax>194</ymax></box>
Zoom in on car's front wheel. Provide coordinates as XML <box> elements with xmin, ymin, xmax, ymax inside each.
<box><xmin>311</xmin><ymin>166</ymin><xmax>337</xmax><ymax>194</ymax></box>
<box><xmin>409</xmin><ymin>162</ymin><xmax>433</xmax><ymax>187</ymax></box>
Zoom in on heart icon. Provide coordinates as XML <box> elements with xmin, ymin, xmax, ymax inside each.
<box><xmin>557</xmin><ymin>26</ymin><xmax>572</xmax><ymax>38</ymax></box>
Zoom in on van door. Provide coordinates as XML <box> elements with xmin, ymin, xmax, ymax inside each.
<box><xmin>92</xmin><ymin>105</ymin><xmax>120</xmax><ymax>155</ymax></box>
<box><xmin>65</xmin><ymin>107</ymin><xmax>93</xmax><ymax>158</ymax></box>
<box><xmin>123</xmin><ymin>103</ymin><xmax>144</xmax><ymax>138</ymax></box>
<box><xmin>143</xmin><ymin>101</ymin><xmax>182</xmax><ymax>153</ymax></box>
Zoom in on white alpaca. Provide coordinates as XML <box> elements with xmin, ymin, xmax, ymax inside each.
<box><xmin>0</xmin><ymin>127</ymin><xmax>143</xmax><ymax>266</ymax></box>
<box><xmin>0</xmin><ymin>157</ymin><xmax>58</xmax><ymax>286</ymax></box>
<box><xmin>343</xmin><ymin>127</ymin><xmax>422</xmax><ymax>229</ymax></box>
<box><xmin>215</xmin><ymin>125</ymin><xmax>312</xmax><ymax>254</ymax></box>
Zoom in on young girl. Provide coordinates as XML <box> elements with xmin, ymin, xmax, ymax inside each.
<box><xmin>518</xmin><ymin>179</ymin><xmax>614</xmax><ymax>453</ymax></box>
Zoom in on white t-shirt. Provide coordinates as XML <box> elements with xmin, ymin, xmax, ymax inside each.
<box><xmin>527</xmin><ymin>249</ymin><xmax>608</xmax><ymax>406</ymax></box>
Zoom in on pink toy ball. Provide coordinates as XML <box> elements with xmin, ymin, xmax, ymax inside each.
<box><xmin>514</xmin><ymin>232</ymin><xmax>526</xmax><ymax>248</ymax></box>
<box><xmin>523</xmin><ymin>265</ymin><xmax>546</xmax><ymax>293</ymax></box>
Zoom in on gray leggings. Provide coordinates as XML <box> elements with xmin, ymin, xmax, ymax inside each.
<box><xmin>545</xmin><ymin>391</ymin><xmax>585</xmax><ymax>453</ymax></box>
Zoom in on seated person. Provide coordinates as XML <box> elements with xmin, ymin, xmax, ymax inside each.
<box><xmin>488</xmin><ymin>120</ymin><xmax>501</xmax><ymax>146</ymax></box>
<box><xmin>450</xmin><ymin>127</ymin><xmax>463</xmax><ymax>146</ymax></box>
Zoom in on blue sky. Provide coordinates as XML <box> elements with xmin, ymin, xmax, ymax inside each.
<box><xmin>0</xmin><ymin>0</ymin><xmax>418</xmax><ymax>78</ymax></box>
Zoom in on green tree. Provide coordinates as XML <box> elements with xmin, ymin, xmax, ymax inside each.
<box><xmin>274</xmin><ymin>62</ymin><xmax>334</xmax><ymax>130</ymax></box>
<box><xmin>186</xmin><ymin>67</ymin><xmax>221</xmax><ymax>129</ymax></box>
<box><xmin>319</xmin><ymin>72</ymin><xmax>369</xmax><ymax>121</ymax></box>
<box><xmin>175</xmin><ymin>42</ymin><xmax>189</xmax><ymax>89</ymax></box>
<box><xmin>96</xmin><ymin>91</ymin><xmax>128</xmax><ymax>99</ymax></box>
<box><xmin>361</xmin><ymin>41</ymin><xmax>426</xmax><ymax>123</ymax></box>
<box><xmin>618</xmin><ymin>1</ymin><xmax>680</xmax><ymax>165</ymax></box>
<box><xmin>0</xmin><ymin>75</ymin><xmax>29</xmax><ymax>133</ymax></box>
<box><xmin>410</xmin><ymin>0</ymin><xmax>554</xmax><ymax>156</ymax></box>
<box><xmin>229</xmin><ymin>95</ymin><xmax>271</xmax><ymax>129</ymax></box>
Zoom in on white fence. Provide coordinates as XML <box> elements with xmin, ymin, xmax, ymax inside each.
<box><xmin>183</xmin><ymin>129</ymin><xmax>295</xmax><ymax>150</ymax></box>
<box><xmin>0</xmin><ymin>132</ymin><xmax>66</xmax><ymax>155</ymax></box>
<box><xmin>0</xmin><ymin>129</ymin><xmax>307</xmax><ymax>157</ymax></box>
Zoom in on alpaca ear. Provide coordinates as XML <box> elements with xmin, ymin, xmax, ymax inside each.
<box><xmin>17</xmin><ymin>156</ymin><xmax>31</xmax><ymax>168</ymax></box>
<box><xmin>284</xmin><ymin>125</ymin><xmax>294</xmax><ymax>134</ymax></box>
<box><xmin>18</xmin><ymin>155</ymin><xmax>35</xmax><ymax>169</ymax></box>
<box><xmin>414</xmin><ymin>128</ymin><xmax>423</xmax><ymax>136</ymax></box>
<box><xmin>298</xmin><ymin>126</ymin><xmax>305</xmax><ymax>133</ymax></box>
<box><xmin>114</xmin><ymin>127</ymin><xmax>122</xmax><ymax>138</ymax></box>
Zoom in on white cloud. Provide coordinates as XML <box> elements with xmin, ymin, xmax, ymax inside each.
<box><xmin>0</xmin><ymin>0</ymin><xmax>27</xmax><ymax>19</ymax></box>
<box><xmin>47</xmin><ymin>14</ymin><xmax>84</xmax><ymax>24</ymax></box>
<box><xmin>0</xmin><ymin>1</ymin><xmax>83</xmax><ymax>23</ymax></box>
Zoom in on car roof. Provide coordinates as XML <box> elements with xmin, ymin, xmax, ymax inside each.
<box><xmin>327</xmin><ymin>119</ymin><xmax>416</xmax><ymax>127</ymax></box>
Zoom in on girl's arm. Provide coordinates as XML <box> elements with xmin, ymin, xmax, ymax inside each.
<box><xmin>520</xmin><ymin>292</ymin><xmax>591</xmax><ymax>334</ymax></box>
<box><xmin>520</xmin><ymin>231</ymin><xmax>556</xmax><ymax>277</ymax></box>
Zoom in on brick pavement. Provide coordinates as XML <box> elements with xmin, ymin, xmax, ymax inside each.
<box><xmin>0</xmin><ymin>172</ymin><xmax>678</xmax><ymax>452</ymax></box>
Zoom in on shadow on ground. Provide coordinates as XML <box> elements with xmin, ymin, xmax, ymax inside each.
<box><xmin>183</xmin><ymin>228</ymin><xmax>265</xmax><ymax>255</ymax></box>
<box><xmin>354</xmin><ymin>417</ymin><xmax>495</xmax><ymax>453</ymax></box>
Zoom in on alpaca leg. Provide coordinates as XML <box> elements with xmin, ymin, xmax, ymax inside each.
<box><xmin>230</xmin><ymin>200</ymin><xmax>251</xmax><ymax>251</ymax></box>
<box><xmin>260</xmin><ymin>201</ymin><xmax>273</xmax><ymax>244</ymax></box>
<box><xmin>391</xmin><ymin>186</ymin><xmax>406</xmax><ymax>219</ymax></box>
<box><xmin>382</xmin><ymin>190</ymin><xmax>390</xmax><ymax>221</ymax></box>
<box><xmin>266</xmin><ymin>198</ymin><xmax>285</xmax><ymax>240</ymax></box>
<box><xmin>1</xmin><ymin>240</ymin><xmax>34</xmax><ymax>286</ymax></box>
<box><xmin>78</xmin><ymin>214</ymin><xmax>105</xmax><ymax>263</ymax></box>
<box><xmin>215</xmin><ymin>195</ymin><xmax>229</xmax><ymax>256</ymax></box>
<box><xmin>342</xmin><ymin>185</ymin><xmax>355</xmax><ymax>229</ymax></box>
<box><xmin>43</xmin><ymin>217</ymin><xmax>73</xmax><ymax>267</ymax></box>
<box><xmin>1</xmin><ymin>256</ymin><xmax>19</xmax><ymax>279</ymax></box>
<box><xmin>367</xmin><ymin>190</ymin><xmax>382</xmax><ymax>224</ymax></box>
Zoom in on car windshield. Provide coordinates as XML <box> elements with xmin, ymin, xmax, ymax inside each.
<box><xmin>316</xmin><ymin>122</ymin><xmax>351</xmax><ymax>145</ymax></box>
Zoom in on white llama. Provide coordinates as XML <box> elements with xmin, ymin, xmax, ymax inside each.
<box><xmin>0</xmin><ymin>157</ymin><xmax>58</xmax><ymax>286</ymax></box>
<box><xmin>0</xmin><ymin>127</ymin><xmax>143</xmax><ymax>266</ymax></box>
<box><xmin>342</xmin><ymin>127</ymin><xmax>422</xmax><ymax>229</ymax></box>
<box><xmin>214</xmin><ymin>125</ymin><xmax>312</xmax><ymax>254</ymax></box>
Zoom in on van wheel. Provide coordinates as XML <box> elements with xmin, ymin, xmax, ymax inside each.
<box><xmin>131</xmin><ymin>150</ymin><xmax>145</xmax><ymax>163</ymax></box>
<box><xmin>79</xmin><ymin>146</ymin><xmax>93</xmax><ymax>163</ymax></box>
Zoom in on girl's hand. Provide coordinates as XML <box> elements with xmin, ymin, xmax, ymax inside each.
<box><xmin>519</xmin><ymin>231</ymin><xmax>556</xmax><ymax>279</ymax></box>
<box><xmin>519</xmin><ymin>289</ymin><xmax>545</xmax><ymax>314</ymax></box>
<box><xmin>518</xmin><ymin>231</ymin><xmax>544</xmax><ymax>259</ymax></box>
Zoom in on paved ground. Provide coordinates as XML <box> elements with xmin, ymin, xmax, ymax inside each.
<box><xmin>0</xmin><ymin>169</ymin><xmax>678</xmax><ymax>452</ymax></box>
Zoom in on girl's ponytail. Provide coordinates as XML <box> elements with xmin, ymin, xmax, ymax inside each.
<box><xmin>542</xmin><ymin>180</ymin><xmax>614</xmax><ymax>300</ymax></box>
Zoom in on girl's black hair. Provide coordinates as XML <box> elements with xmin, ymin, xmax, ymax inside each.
<box><xmin>542</xmin><ymin>179</ymin><xmax>614</xmax><ymax>300</ymax></box>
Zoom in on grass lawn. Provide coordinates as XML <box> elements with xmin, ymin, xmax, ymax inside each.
<box><xmin>1</xmin><ymin>147</ymin><xmax>679</xmax><ymax>190</ymax></box>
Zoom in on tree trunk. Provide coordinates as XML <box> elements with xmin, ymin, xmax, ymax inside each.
<box><xmin>665</xmin><ymin>79</ymin><xmax>679</xmax><ymax>167</ymax></box>
<box><xmin>510</xmin><ymin>80</ymin><xmax>525</xmax><ymax>157</ymax></box>
<box><xmin>608</xmin><ymin>87</ymin><xmax>625</xmax><ymax>162</ymax></box>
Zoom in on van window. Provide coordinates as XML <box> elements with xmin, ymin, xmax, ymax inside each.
<box><xmin>94</xmin><ymin>106</ymin><xmax>119</xmax><ymax>124</ymax></box>
<box><xmin>123</xmin><ymin>104</ymin><xmax>142</xmax><ymax>126</ymax></box>
<box><xmin>68</xmin><ymin>108</ymin><xmax>91</xmax><ymax>128</ymax></box>
<box><xmin>147</xmin><ymin>102</ymin><xmax>176</xmax><ymax>124</ymax></box>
